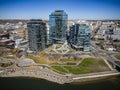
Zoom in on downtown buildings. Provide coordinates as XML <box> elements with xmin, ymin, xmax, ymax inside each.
<box><xmin>27</xmin><ymin>10</ymin><xmax>90</xmax><ymax>52</ymax></box>
<box><xmin>49</xmin><ymin>10</ymin><xmax>68</xmax><ymax>44</ymax></box>
<box><xmin>27</xmin><ymin>19</ymin><xmax>47</xmax><ymax>52</ymax></box>
<box><xmin>69</xmin><ymin>24</ymin><xmax>90</xmax><ymax>51</ymax></box>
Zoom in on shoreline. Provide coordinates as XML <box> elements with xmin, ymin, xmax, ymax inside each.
<box><xmin>0</xmin><ymin>72</ymin><xmax>119</xmax><ymax>84</ymax></box>
<box><xmin>0</xmin><ymin>68</ymin><xmax>120</xmax><ymax>84</ymax></box>
<box><xmin>72</xmin><ymin>73</ymin><xmax>120</xmax><ymax>84</ymax></box>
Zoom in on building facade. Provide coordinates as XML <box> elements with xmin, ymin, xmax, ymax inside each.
<box><xmin>27</xmin><ymin>19</ymin><xmax>47</xmax><ymax>52</ymax></box>
<box><xmin>0</xmin><ymin>33</ymin><xmax>14</xmax><ymax>48</ymax></box>
<box><xmin>69</xmin><ymin>24</ymin><xmax>90</xmax><ymax>51</ymax></box>
<box><xmin>49</xmin><ymin>10</ymin><xmax>68</xmax><ymax>44</ymax></box>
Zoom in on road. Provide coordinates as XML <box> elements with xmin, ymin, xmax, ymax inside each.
<box><xmin>91</xmin><ymin>40</ymin><xmax>120</xmax><ymax>69</ymax></box>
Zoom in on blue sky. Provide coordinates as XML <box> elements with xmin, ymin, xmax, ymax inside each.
<box><xmin>0</xmin><ymin>0</ymin><xmax>120</xmax><ymax>20</ymax></box>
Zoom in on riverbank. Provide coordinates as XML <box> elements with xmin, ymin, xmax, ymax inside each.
<box><xmin>1</xmin><ymin>73</ymin><xmax>120</xmax><ymax>85</ymax></box>
<box><xmin>1</xmin><ymin>76</ymin><xmax>120</xmax><ymax>90</ymax></box>
<box><xmin>72</xmin><ymin>72</ymin><xmax>120</xmax><ymax>84</ymax></box>
<box><xmin>0</xmin><ymin>67</ymin><xmax>120</xmax><ymax>84</ymax></box>
<box><xmin>0</xmin><ymin>67</ymin><xmax>72</xmax><ymax>84</ymax></box>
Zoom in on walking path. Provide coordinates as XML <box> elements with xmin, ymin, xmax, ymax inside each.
<box><xmin>0</xmin><ymin>66</ymin><xmax>119</xmax><ymax>84</ymax></box>
<box><xmin>0</xmin><ymin>67</ymin><xmax>72</xmax><ymax>84</ymax></box>
<box><xmin>72</xmin><ymin>71</ymin><xmax>119</xmax><ymax>80</ymax></box>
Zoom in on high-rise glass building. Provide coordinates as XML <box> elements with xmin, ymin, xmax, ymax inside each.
<box><xmin>69</xmin><ymin>24</ymin><xmax>90</xmax><ymax>51</ymax></box>
<box><xmin>27</xmin><ymin>19</ymin><xmax>47</xmax><ymax>52</ymax></box>
<box><xmin>49</xmin><ymin>10</ymin><xmax>68</xmax><ymax>44</ymax></box>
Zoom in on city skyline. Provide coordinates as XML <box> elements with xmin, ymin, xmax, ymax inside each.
<box><xmin>0</xmin><ymin>0</ymin><xmax>120</xmax><ymax>20</ymax></box>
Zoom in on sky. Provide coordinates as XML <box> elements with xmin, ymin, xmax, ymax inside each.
<box><xmin>0</xmin><ymin>0</ymin><xmax>120</xmax><ymax>20</ymax></box>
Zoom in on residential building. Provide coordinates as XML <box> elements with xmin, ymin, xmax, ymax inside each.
<box><xmin>27</xmin><ymin>19</ymin><xmax>47</xmax><ymax>52</ymax></box>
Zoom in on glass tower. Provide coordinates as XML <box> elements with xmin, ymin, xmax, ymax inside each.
<box><xmin>69</xmin><ymin>24</ymin><xmax>90</xmax><ymax>51</ymax></box>
<box><xmin>49</xmin><ymin>10</ymin><xmax>68</xmax><ymax>44</ymax></box>
<box><xmin>27</xmin><ymin>19</ymin><xmax>47</xmax><ymax>52</ymax></box>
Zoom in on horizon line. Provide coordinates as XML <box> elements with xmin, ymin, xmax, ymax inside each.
<box><xmin>0</xmin><ymin>19</ymin><xmax>120</xmax><ymax>21</ymax></box>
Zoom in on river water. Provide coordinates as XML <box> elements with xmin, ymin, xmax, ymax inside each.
<box><xmin>0</xmin><ymin>76</ymin><xmax>120</xmax><ymax>90</ymax></box>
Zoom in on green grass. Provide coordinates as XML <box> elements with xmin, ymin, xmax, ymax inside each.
<box><xmin>0</xmin><ymin>55</ymin><xmax>15</xmax><ymax>59</ymax></box>
<box><xmin>98</xmin><ymin>60</ymin><xmax>107</xmax><ymax>66</ymax></box>
<box><xmin>51</xmin><ymin>66</ymin><xmax>68</xmax><ymax>73</ymax></box>
<box><xmin>115</xmin><ymin>55</ymin><xmax>120</xmax><ymax>60</ymax></box>
<box><xmin>51</xmin><ymin>58</ymin><xmax>108</xmax><ymax>75</ymax></box>
<box><xmin>80</xmin><ymin>58</ymin><xmax>97</xmax><ymax>66</ymax></box>
<box><xmin>80</xmin><ymin>58</ymin><xmax>107</xmax><ymax>66</ymax></box>
<box><xmin>64</xmin><ymin>66</ymin><xmax>90</xmax><ymax>74</ymax></box>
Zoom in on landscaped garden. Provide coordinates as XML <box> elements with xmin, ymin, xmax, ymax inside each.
<box><xmin>115</xmin><ymin>55</ymin><xmax>120</xmax><ymax>60</ymax></box>
<box><xmin>51</xmin><ymin>57</ymin><xmax>110</xmax><ymax>75</ymax></box>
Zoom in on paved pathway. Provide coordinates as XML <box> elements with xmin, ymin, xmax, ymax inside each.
<box><xmin>0</xmin><ymin>67</ymin><xmax>73</xmax><ymax>84</ymax></box>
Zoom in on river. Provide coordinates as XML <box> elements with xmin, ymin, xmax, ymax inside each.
<box><xmin>0</xmin><ymin>75</ymin><xmax>120</xmax><ymax>90</ymax></box>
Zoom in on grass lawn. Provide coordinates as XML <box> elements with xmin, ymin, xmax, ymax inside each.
<box><xmin>115</xmin><ymin>55</ymin><xmax>120</xmax><ymax>60</ymax></box>
<box><xmin>53</xmin><ymin>57</ymin><xmax>81</xmax><ymax>65</ymax></box>
<box><xmin>0</xmin><ymin>55</ymin><xmax>15</xmax><ymax>59</ymax></box>
<box><xmin>51</xmin><ymin>66</ymin><xmax>68</xmax><ymax>74</ymax></box>
<box><xmin>25</xmin><ymin>55</ymin><xmax>57</xmax><ymax>64</ymax></box>
<box><xmin>51</xmin><ymin>57</ymin><xmax>109</xmax><ymax>75</ymax></box>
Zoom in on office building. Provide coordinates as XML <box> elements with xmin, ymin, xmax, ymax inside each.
<box><xmin>69</xmin><ymin>24</ymin><xmax>90</xmax><ymax>51</ymax></box>
<box><xmin>27</xmin><ymin>19</ymin><xmax>47</xmax><ymax>52</ymax></box>
<box><xmin>49</xmin><ymin>10</ymin><xmax>68</xmax><ymax>44</ymax></box>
